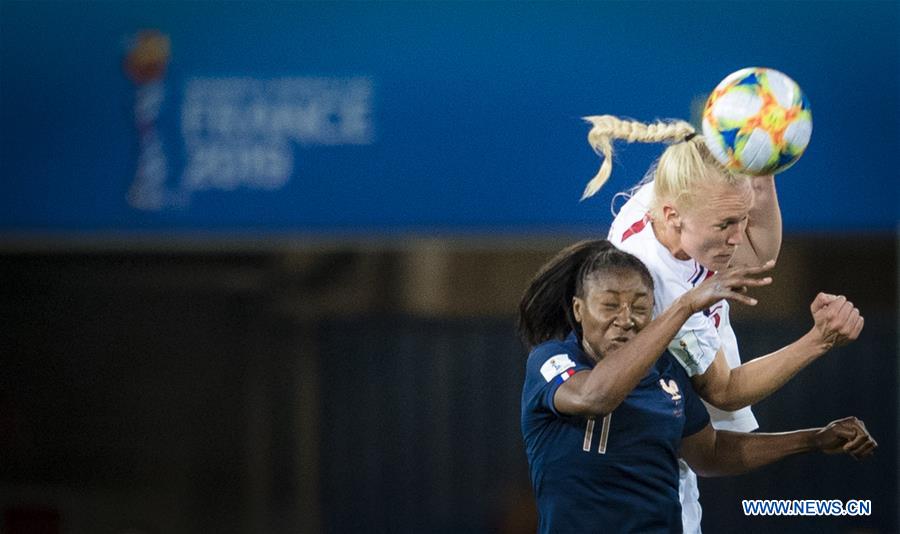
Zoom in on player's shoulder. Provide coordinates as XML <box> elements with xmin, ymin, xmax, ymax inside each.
<box><xmin>612</xmin><ymin>226</ymin><xmax>675</xmax><ymax>284</ymax></box>
<box><xmin>609</xmin><ymin>187</ymin><xmax>657</xmax><ymax>250</ymax></box>
<box><xmin>528</xmin><ymin>334</ymin><xmax>580</xmax><ymax>363</ymax></box>
<box><xmin>609</xmin><ymin>183</ymin><xmax>653</xmax><ymax>232</ymax></box>
<box><xmin>527</xmin><ymin>334</ymin><xmax>585</xmax><ymax>375</ymax></box>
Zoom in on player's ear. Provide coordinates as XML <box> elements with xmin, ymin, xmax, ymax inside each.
<box><xmin>572</xmin><ymin>296</ymin><xmax>584</xmax><ymax>323</ymax></box>
<box><xmin>662</xmin><ymin>203</ymin><xmax>682</xmax><ymax>231</ymax></box>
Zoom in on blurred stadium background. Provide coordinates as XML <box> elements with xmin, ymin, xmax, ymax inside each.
<box><xmin>1</xmin><ymin>2</ymin><xmax>897</xmax><ymax>533</ymax></box>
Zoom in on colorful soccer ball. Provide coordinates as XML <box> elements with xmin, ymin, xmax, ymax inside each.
<box><xmin>702</xmin><ymin>67</ymin><xmax>812</xmax><ymax>175</ymax></box>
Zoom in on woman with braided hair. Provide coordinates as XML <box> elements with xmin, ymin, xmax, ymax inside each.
<box><xmin>581</xmin><ymin>115</ymin><xmax>866</xmax><ymax>532</ymax></box>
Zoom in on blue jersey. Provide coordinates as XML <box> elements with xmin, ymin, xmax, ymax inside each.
<box><xmin>521</xmin><ymin>332</ymin><xmax>709</xmax><ymax>533</ymax></box>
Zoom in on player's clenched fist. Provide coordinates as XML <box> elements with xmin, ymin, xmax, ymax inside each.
<box><xmin>809</xmin><ymin>293</ymin><xmax>865</xmax><ymax>350</ymax></box>
<box><xmin>813</xmin><ymin>417</ymin><xmax>878</xmax><ymax>460</ymax></box>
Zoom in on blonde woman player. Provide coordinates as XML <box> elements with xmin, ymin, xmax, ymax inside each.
<box><xmin>582</xmin><ymin>115</ymin><xmax>865</xmax><ymax>533</ymax></box>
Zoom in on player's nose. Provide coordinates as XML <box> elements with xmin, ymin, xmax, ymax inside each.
<box><xmin>726</xmin><ymin>226</ymin><xmax>744</xmax><ymax>246</ymax></box>
<box><xmin>615</xmin><ymin>306</ymin><xmax>635</xmax><ymax>329</ymax></box>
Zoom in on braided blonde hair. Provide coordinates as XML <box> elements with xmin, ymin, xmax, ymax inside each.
<box><xmin>582</xmin><ymin>115</ymin><xmax>746</xmax><ymax>219</ymax></box>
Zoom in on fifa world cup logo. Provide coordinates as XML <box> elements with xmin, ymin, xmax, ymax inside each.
<box><xmin>124</xmin><ymin>30</ymin><xmax>171</xmax><ymax>210</ymax></box>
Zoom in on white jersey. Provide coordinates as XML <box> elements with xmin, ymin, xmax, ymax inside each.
<box><xmin>608</xmin><ymin>182</ymin><xmax>759</xmax><ymax>533</ymax></box>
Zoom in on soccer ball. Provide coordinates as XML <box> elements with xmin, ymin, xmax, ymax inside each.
<box><xmin>701</xmin><ymin>67</ymin><xmax>812</xmax><ymax>175</ymax></box>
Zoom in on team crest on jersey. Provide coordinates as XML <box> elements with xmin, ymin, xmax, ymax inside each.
<box><xmin>659</xmin><ymin>378</ymin><xmax>682</xmax><ymax>401</ymax></box>
<box><xmin>540</xmin><ymin>354</ymin><xmax>576</xmax><ymax>382</ymax></box>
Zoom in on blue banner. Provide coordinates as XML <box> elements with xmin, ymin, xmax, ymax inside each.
<box><xmin>2</xmin><ymin>1</ymin><xmax>897</xmax><ymax>237</ymax></box>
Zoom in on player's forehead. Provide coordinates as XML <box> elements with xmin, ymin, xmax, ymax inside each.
<box><xmin>688</xmin><ymin>178</ymin><xmax>752</xmax><ymax>221</ymax></box>
<box><xmin>584</xmin><ymin>268</ymin><xmax>652</xmax><ymax>298</ymax></box>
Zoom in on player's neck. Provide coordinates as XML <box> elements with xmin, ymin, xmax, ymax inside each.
<box><xmin>650</xmin><ymin>219</ymin><xmax>691</xmax><ymax>261</ymax></box>
<box><xmin>581</xmin><ymin>340</ymin><xmax>603</xmax><ymax>364</ymax></box>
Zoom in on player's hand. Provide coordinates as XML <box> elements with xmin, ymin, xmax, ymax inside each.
<box><xmin>809</xmin><ymin>293</ymin><xmax>864</xmax><ymax>350</ymax></box>
<box><xmin>813</xmin><ymin>417</ymin><xmax>877</xmax><ymax>460</ymax></box>
<box><xmin>684</xmin><ymin>260</ymin><xmax>775</xmax><ymax>314</ymax></box>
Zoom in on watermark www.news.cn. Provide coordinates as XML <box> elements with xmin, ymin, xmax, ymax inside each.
<box><xmin>742</xmin><ymin>499</ymin><xmax>872</xmax><ymax>516</ymax></box>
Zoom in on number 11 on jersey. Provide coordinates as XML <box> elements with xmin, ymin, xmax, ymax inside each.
<box><xmin>583</xmin><ymin>414</ymin><xmax>612</xmax><ymax>453</ymax></box>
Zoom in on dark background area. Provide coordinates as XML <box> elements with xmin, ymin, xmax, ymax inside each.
<box><xmin>2</xmin><ymin>235</ymin><xmax>896</xmax><ymax>533</ymax></box>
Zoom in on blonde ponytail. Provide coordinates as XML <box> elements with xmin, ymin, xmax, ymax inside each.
<box><xmin>581</xmin><ymin>116</ymin><xmax>696</xmax><ymax>200</ymax></box>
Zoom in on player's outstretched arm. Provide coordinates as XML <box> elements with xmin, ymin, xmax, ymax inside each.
<box><xmin>691</xmin><ymin>292</ymin><xmax>864</xmax><ymax>411</ymax></box>
<box><xmin>555</xmin><ymin>263</ymin><xmax>773</xmax><ymax>417</ymax></box>
<box><xmin>681</xmin><ymin>416</ymin><xmax>877</xmax><ymax>478</ymax></box>
<box><xmin>731</xmin><ymin>175</ymin><xmax>782</xmax><ymax>268</ymax></box>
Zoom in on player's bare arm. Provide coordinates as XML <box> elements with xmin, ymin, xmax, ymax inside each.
<box><xmin>731</xmin><ymin>175</ymin><xmax>782</xmax><ymax>268</ymax></box>
<box><xmin>680</xmin><ymin>416</ymin><xmax>877</xmax><ymax>477</ymax></box>
<box><xmin>691</xmin><ymin>292</ymin><xmax>865</xmax><ymax>411</ymax></box>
